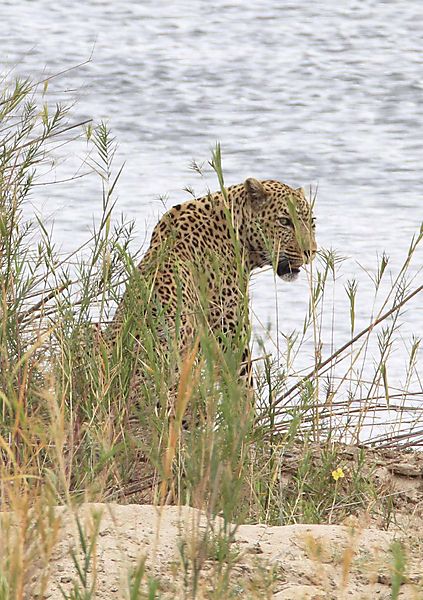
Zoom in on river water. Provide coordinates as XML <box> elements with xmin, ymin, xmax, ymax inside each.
<box><xmin>2</xmin><ymin>1</ymin><xmax>422</xmax><ymax>440</ymax></box>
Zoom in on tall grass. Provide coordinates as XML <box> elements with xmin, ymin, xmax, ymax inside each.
<box><xmin>0</xmin><ymin>69</ymin><xmax>422</xmax><ymax>597</ymax></box>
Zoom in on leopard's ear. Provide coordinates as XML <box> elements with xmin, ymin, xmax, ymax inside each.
<box><xmin>244</xmin><ymin>178</ymin><xmax>267</xmax><ymax>210</ymax></box>
<box><xmin>296</xmin><ymin>187</ymin><xmax>305</xmax><ymax>197</ymax></box>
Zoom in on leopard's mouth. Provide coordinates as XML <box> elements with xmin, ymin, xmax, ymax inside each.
<box><xmin>276</xmin><ymin>257</ymin><xmax>301</xmax><ymax>282</ymax></box>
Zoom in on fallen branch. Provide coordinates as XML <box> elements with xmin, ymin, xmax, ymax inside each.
<box><xmin>263</xmin><ymin>282</ymin><xmax>423</xmax><ymax>417</ymax></box>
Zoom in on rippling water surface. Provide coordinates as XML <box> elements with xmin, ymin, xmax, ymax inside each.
<box><xmin>2</xmin><ymin>1</ymin><xmax>422</xmax><ymax>418</ymax></box>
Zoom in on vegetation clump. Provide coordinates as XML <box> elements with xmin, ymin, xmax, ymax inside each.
<box><xmin>0</xmin><ymin>69</ymin><xmax>422</xmax><ymax>599</ymax></box>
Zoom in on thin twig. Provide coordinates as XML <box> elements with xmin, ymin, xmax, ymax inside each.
<box><xmin>17</xmin><ymin>281</ymin><xmax>71</xmax><ymax>323</ymax></box>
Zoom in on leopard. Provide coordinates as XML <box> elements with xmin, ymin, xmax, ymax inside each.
<box><xmin>112</xmin><ymin>177</ymin><xmax>317</xmax><ymax>415</ymax></box>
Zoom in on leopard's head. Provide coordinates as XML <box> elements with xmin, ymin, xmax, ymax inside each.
<box><xmin>242</xmin><ymin>178</ymin><xmax>317</xmax><ymax>281</ymax></box>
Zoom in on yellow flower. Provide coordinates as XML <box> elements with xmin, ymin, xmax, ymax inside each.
<box><xmin>332</xmin><ymin>467</ymin><xmax>345</xmax><ymax>482</ymax></box>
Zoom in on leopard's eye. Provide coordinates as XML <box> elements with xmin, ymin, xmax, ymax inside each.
<box><xmin>278</xmin><ymin>216</ymin><xmax>292</xmax><ymax>227</ymax></box>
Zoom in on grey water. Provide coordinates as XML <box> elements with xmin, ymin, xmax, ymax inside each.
<box><xmin>2</xmin><ymin>0</ymin><xmax>423</xmax><ymax>439</ymax></box>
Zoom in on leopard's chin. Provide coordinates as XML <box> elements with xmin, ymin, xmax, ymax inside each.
<box><xmin>281</xmin><ymin>270</ymin><xmax>300</xmax><ymax>282</ymax></box>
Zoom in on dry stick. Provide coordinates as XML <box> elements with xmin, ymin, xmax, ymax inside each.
<box><xmin>0</xmin><ymin>56</ymin><xmax>94</xmax><ymax>108</ymax></box>
<box><xmin>32</xmin><ymin>171</ymin><xmax>92</xmax><ymax>186</ymax></box>
<box><xmin>36</xmin><ymin>55</ymin><xmax>94</xmax><ymax>86</ymax></box>
<box><xmin>296</xmin><ymin>399</ymin><xmax>423</xmax><ymax>413</ymax></box>
<box><xmin>271</xmin><ymin>408</ymin><xmax>423</xmax><ymax>439</ymax></box>
<box><xmin>17</xmin><ymin>281</ymin><xmax>71</xmax><ymax>323</ymax></box>
<box><xmin>366</xmin><ymin>427</ymin><xmax>423</xmax><ymax>449</ymax></box>
<box><xmin>264</xmin><ymin>282</ymin><xmax>423</xmax><ymax>417</ymax></box>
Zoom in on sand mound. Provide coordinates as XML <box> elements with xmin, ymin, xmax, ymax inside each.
<box><xmin>15</xmin><ymin>501</ymin><xmax>421</xmax><ymax>599</ymax></box>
